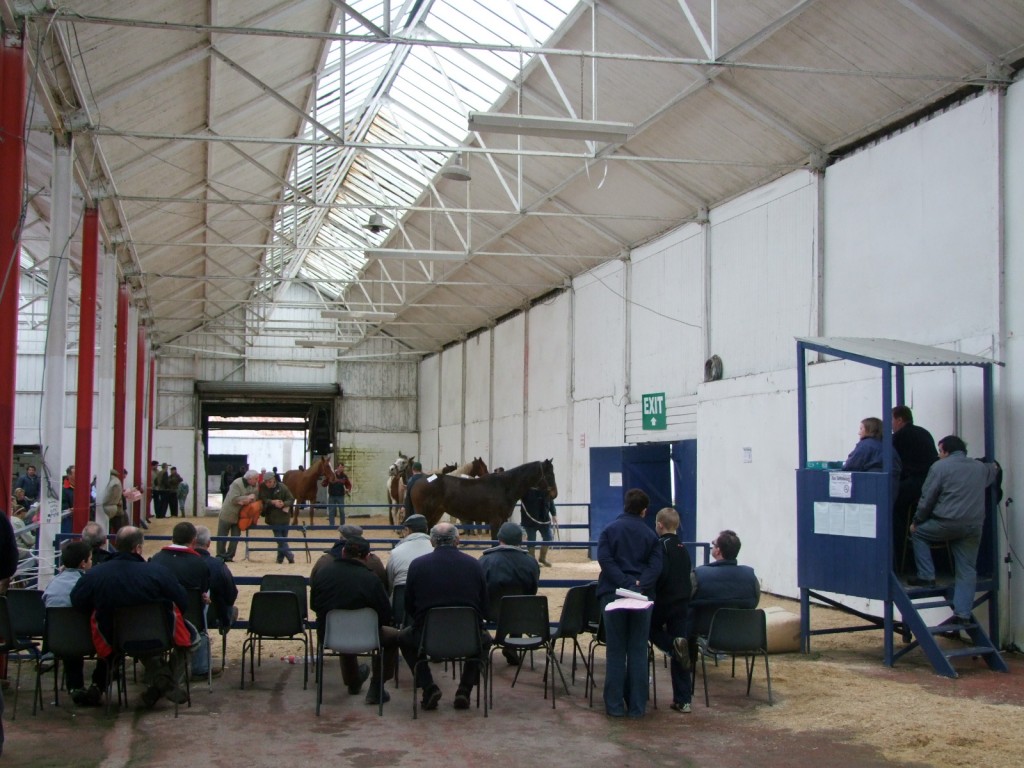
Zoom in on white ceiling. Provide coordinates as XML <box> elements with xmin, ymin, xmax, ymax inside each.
<box><xmin>7</xmin><ymin>0</ymin><xmax>1023</xmax><ymax>364</ymax></box>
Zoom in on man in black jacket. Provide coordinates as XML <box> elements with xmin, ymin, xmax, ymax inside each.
<box><xmin>891</xmin><ymin>405</ymin><xmax>938</xmax><ymax>566</ymax></box>
<box><xmin>649</xmin><ymin>508</ymin><xmax>693</xmax><ymax>713</ymax></box>
<box><xmin>310</xmin><ymin>535</ymin><xmax>398</xmax><ymax>705</ymax></box>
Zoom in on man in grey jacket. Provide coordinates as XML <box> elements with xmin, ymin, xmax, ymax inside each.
<box><xmin>909</xmin><ymin>435</ymin><xmax>1000</xmax><ymax>623</ymax></box>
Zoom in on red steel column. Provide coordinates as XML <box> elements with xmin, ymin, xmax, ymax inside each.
<box><xmin>133</xmin><ymin>325</ymin><xmax>146</xmax><ymax>524</ymax></box>
<box><xmin>0</xmin><ymin>25</ymin><xmax>27</xmax><ymax>511</ymax></box>
<box><xmin>146</xmin><ymin>354</ymin><xmax>155</xmax><ymax>519</ymax></box>
<box><xmin>113</xmin><ymin>283</ymin><xmax>129</xmax><ymax>475</ymax></box>
<box><xmin>73</xmin><ymin>209</ymin><xmax>99</xmax><ymax>531</ymax></box>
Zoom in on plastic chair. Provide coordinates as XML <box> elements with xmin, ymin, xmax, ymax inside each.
<box><xmin>7</xmin><ymin>589</ymin><xmax>46</xmax><ymax>646</ymax></box>
<box><xmin>696</xmin><ymin>608</ymin><xmax>772</xmax><ymax>707</ymax></box>
<box><xmin>0</xmin><ymin>595</ymin><xmax>40</xmax><ymax>720</ymax></box>
<box><xmin>488</xmin><ymin>595</ymin><xmax>566</xmax><ymax>709</ymax></box>
<box><xmin>33</xmin><ymin>607</ymin><xmax>95</xmax><ymax>714</ymax></box>
<box><xmin>552</xmin><ymin>583</ymin><xmax>592</xmax><ymax>685</ymax></box>
<box><xmin>109</xmin><ymin>601</ymin><xmax>190</xmax><ymax>717</ymax></box>
<box><xmin>260</xmin><ymin>574</ymin><xmax>312</xmax><ymax>655</ymax></box>
<box><xmin>316</xmin><ymin>608</ymin><xmax>384</xmax><ymax>716</ymax></box>
<box><xmin>185</xmin><ymin>589</ymin><xmax>212</xmax><ymax>692</ymax></box>
<box><xmin>242</xmin><ymin>591</ymin><xmax>308</xmax><ymax>690</ymax></box>
<box><xmin>412</xmin><ymin>606</ymin><xmax>488</xmax><ymax>719</ymax></box>
<box><xmin>585</xmin><ymin>610</ymin><xmax>657</xmax><ymax>709</ymax></box>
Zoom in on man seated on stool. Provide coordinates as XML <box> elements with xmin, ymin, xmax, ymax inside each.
<box><xmin>908</xmin><ymin>435</ymin><xmax>1000</xmax><ymax>627</ymax></box>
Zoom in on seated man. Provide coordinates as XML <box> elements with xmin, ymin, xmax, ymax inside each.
<box><xmin>81</xmin><ymin>521</ymin><xmax>112</xmax><ymax>565</ymax></box>
<box><xmin>42</xmin><ymin>540</ymin><xmax>106</xmax><ymax>706</ymax></box>
<box><xmin>149</xmin><ymin>521</ymin><xmax>211</xmax><ymax>596</ymax></box>
<box><xmin>192</xmin><ymin>525</ymin><xmax>237</xmax><ymax>677</ymax></box>
<box><xmin>310</xmin><ymin>535</ymin><xmax>399</xmax><ymax>705</ymax></box>
<box><xmin>479</xmin><ymin>521</ymin><xmax>540</xmax><ymax>665</ymax></box>
<box><xmin>689</xmin><ymin>529</ymin><xmax>760</xmax><ymax>640</ymax></box>
<box><xmin>71</xmin><ymin>527</ymin><xmax>197</xmax><ymax>708</ymax></box>
<box><xmin>339</xmin><ymin>523</ymin><xmax>387</xmax><ymax>588</ymax></box>
<box><xmin>399</xmin><ymin>523</ymin><xmax>490</xmax><ymax>711</ymax></box>
<box><xmin>385</xmin><ymin>514</ymin><xmax>433</xmax><ymax>596</ymax></box>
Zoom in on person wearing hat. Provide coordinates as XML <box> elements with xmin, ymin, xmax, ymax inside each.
<box><xmin>310</xmin><ymin>535</ymin><xmax>399</xmax><ymax>706</ymax></box>
<box><xmin>99</xmin><ymin>468</ymin><xmax>126</xmax><ymax>533</ymax></box>
<box><xmin>480</xmin><ymin>521</ymin><xmax>541</xmax><ymax>666</ymax></box>
<box><xmin>385</xmin><ymin>514</ymin><xmax>433</xmax><ymax>594</ymax></box>
<box><xmin>337</xmin><ymin>523</ymin><xmax>387</xmax><ymax>588</ymax></box>
<box><xmin>402</xmin><ymin>462</ymin><xmax>425</xmax><ymax>519</ymax></box>
<box><xmin>152</xmin><ymin>462</ymin><xmax>170</xmax><ymax>519</ymax></box>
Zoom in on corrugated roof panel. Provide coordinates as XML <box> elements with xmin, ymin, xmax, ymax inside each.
<box><xmin>797</xmin><ymin>338</ymin><xmax>1002</xmax><ymax>367</ymax></box>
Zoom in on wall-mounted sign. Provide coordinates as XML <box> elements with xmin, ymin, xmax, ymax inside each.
<box><xmin>642</xmin><ymin>392</ymin><xmax>666</xmax><ymax>430</ymax></box>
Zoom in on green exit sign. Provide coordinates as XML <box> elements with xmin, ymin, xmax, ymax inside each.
<box><xmin>642</xmin><ymin>392</ymin><xmax>666</xmax><ymax>430</ymax></box>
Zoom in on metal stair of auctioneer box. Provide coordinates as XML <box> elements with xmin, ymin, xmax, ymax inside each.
<box><xmin>890</xmin><ymin>574</ymin><xmax>1008</xmax><ymax>678</ymax></box>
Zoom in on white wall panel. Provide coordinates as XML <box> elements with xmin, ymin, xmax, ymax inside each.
<box><xmin>526</xmin><ymin>292</ymin><xmax>570</xmax><ymax>413</ymax></box>
<box><xmin>492</xmin><ymin>315</ymin><xmax>525</xmax><ymax>422</ymax></box>
<box><xmin>709</xmin><ymin>171</ymin><xmax>817</xmax><ymax>378</ymax></box>
<box><xmin>439</xmin><ymin>346</ymin><xmax>464</xmax><ymax>429</ymax></box>
<box><xmin>572</xmin><ymin>261</ymin><xmax>626</xmax><ymax>403</ymax></box>
<box><xmin>630</xmin><ymin>223</ymin><xmax>705</xmax><ymax>397</ymax></box>
<box><xmin>464</xmin><ymin>333</ymin><xmax>492</xmax><ymax>424</ymax></box>
<box><xmin>824</xmin><ymin>93</ymin><xmax>999</xmax><ymax>343</ymax></box>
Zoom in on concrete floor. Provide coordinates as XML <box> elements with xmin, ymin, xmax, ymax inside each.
<box><xmin>5</xmin><ymin>643</ymin><xmax>988</xmax><ymax>768</ymax></box>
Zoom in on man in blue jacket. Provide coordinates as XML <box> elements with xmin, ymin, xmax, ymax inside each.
<box><xmin>689</xmin><ymin>529</ymin><xmax>760</xmax><ymax>639</ymax></box>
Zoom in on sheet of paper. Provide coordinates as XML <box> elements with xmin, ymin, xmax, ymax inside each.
<box><xmin>605</xmin><ymin>597</ymin><xmax>652</xmax><ymax>611</ymax></box>
<box><xmin>829</xmin><ymin>471</ymin><xmax>852</xmax><ymax>498</ymax></box>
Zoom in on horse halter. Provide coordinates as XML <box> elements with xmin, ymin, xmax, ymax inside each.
<box><xmin>535</xmin><ymin>462</ymin><xmax>555</xmax><ymax>496</ymax></box>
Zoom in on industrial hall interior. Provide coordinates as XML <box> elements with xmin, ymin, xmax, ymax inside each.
<box><xmin>3</xmin><ymin>0</ymin><xmax>1024</xmax><ymax>738</ymax></box>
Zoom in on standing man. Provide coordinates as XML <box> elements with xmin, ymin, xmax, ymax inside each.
<box><xmin>14</xmin><ymin>465</ymin><xmax>40</xmax><ymax>506</ymax></box>
<box><xmin>891</xmin><ymin>406</ymin><xmax>939</xmax><ymax>558</ymax></box>
<box><xmin>259</xmin><ymin>473</ymin><xmax>296</xmax><ymax>564</ymax></box>
<box><xmin>596</xmin><ymin>488</ymin><xmax>662</xmax><ymax>719</ymax></box>
<box><xmin>648</xmin><ymin>507</ymin><xmax>693</xmax><ymax>714</ymax></box>
<box><xmin>909</xmin><ymin>435</ymin><xmax>1000</xmax><ymax>625</ymax></box>
<box><xmin>152</xmin><ymin>462</ymin><xmax>169</xmax><ymax>519</ymax></box>
<box><xmin>217</xmin><ymin>469</ymin><xmax>259</xmax><ymax>561</ymax></box>
<box><xmin>399</xmin><ymin>523</ymin><xmax>489</xmax><ymax>711</ymax></box>
<box><xmin>402</xmin><ymin>462</ymin><xmax>425</xmax><ymax>520</ymax></box>
<box><xmin>99</xmin><ymin>468</ymin><xmax>126</xmax><ymax>533</ymax></box>
<box><xmin>310</xmin><ymin>534</ymin><xmax>399</xmax><ymax>705</ymax></box>
<box><xmin>520</xmin><ymin>485</ymin><xmax>557</xmax><ymax>567</ymax></box>
<box><xmin>166</xmin><ymin>466</ymin><xmax>184</xmax><ymax>518</ymax></box>
<box><xmin>327</xmin><ymin>462</ymin><xmax>353</xmax><ymax>528</ymax></box>
<box><xmin>385</xmin><ymin>514</ymin><xmax>433</xmax><ymax>595</ymax></box>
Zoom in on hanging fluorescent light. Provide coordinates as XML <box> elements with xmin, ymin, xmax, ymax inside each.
<box><xmin>366</xmin><ymin>248</ymin><xmax>466</xmax><ymax>262</ymax></box>
<box><xmin>468</xmin><ymin>112</ymin><xmax>634</xmax><ymax>142</ymax></box>
<box><xmin>321</xmin><ymin>310</ymin><xmax>397</xmax><ymax>321</ymax></box>
<box><xmin>295</xmin><ymin>339</ymin><xmax>354</xmax><ymax>349</ymax></box>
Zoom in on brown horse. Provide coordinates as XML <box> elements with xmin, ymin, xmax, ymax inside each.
<box><xmin>384</xmin><ymin>454</ymin><xmax>415</xmax><ymax>526</ymax></box>
<box><xmin>283</xmin><ymin>456</ymin><xmax>336</xmax><ymax>525</ymax></box>
<box><xmin>450</xmin><ymin>457</ymin><xmax>488</xmax><ymax>478</ymax></box>
<box><xmin>410</xmin><ymin>459</ymin><xmax>556</xmax><ymax>539</ymax></box>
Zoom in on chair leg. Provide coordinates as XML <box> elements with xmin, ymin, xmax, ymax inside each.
<box><xmin>701</xmin><ymin>649</ymin><xmax>710</xmax><ymax>707</ymax></box>
<box><xmin>764</xmin><ymin>653</ymin><xmax>773</xmax><ymax>705</ymax></box>
<box><xmin>315</xmin><ymin>642</ymin><xmax>324</xmax><ymax>716</ymax></box>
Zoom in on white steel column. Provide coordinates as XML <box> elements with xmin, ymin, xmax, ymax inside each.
<box><xmin>38</xmin><ymin>140</ymin><xmax>72</xmax><ymax>585</ymax></box>
<box><xmin>94</xmin><ymin>247</ymin><xmax>118</xmax><ymax>525</ymax></box>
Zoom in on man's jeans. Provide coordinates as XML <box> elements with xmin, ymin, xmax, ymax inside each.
<box><xmin>912</xmin><ymin>519</ymin><xmax>981</xmax><ymax>619</ymax></box>
<box><xmin>328</xmin><ymin>495</ymin><xmax>345</xmax><ymax>527</ymax></box>
<box><xmin>271</xmin><ymin>525</ymin><xmax>294</xmax><ymax>563</ymax></box>
<box><xmin>602</xmin><ymin>601</ymin><xmax>653</xmax><ymax>717</ymax></box>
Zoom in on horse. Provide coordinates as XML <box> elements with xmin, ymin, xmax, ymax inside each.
<box><xmin>283</xmin><ymin>456</ymin><xmax>337</xmax><ymax>525</ymax></box>
<box><xmin>384</xmin><ymin>453</ymin><xmax>415</xmax><ymax>526</ymax></box>
<box><xmin>450</xmin><ymin>457</ymin><xmax>488</xmax><ymax>478</ymax></box>
<box><xmin>410</xmin><ymin>459</ymin><xmax>556</xmax><ymax>539</ymax></box>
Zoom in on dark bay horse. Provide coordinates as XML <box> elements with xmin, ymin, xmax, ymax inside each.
<box><xmin>283</xmin><ymin>456</ymin><xmax>336</xmax><ymax>525</ymax></box>
<box><xmin>411</xmin><ymin>459</ymin><xmax>556</xmax><ymax>539</ymax></box>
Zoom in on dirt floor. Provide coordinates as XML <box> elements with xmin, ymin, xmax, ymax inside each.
<box><xmin>4</xmin><ymin>512</ymin><xmax>1022</xmax><ymax>767</ymax></box>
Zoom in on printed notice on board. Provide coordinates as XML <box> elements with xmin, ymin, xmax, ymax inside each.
<box><xmin>812</xmin><ymin>501</ymin><xmax>876</xmax><ymax>539</ymax></box>
<box><xmin>609</xmin><ymin>472</ymin><xmax>623</xmax><ymax>487</ymax></box>
<box><xmin>829</xmin><ymin>471</ymin><xmax>853</xmax><ymax>498</ymax></box>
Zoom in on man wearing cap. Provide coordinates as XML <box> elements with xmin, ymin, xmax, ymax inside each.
<box><xmin>386</xmin><ymin>514</ymin><xmax>433</xmax><ymax>594</ymax></box>
<box><xmin>259</xmin><ymin>473</ymin><xmax>296</xmax><ymax>564</ymax></box>
<box><xmin>310</xmin><ymin>535</ymin><xmax>399</xmax><ymax>705</ymax></box>
<box><xmin>480</xmin><ymin>521</ymin><xmax>540</xmax><ymax>665</ymax></box>
<box><xmin>402</xmin><ymin>462</ymin><xmax>425</xmax><ymax>519</ymax></box>
<box><xmin>335</xmin><ymin>523</ymin><xmax>387</xmax><ymax>588</ymax></box>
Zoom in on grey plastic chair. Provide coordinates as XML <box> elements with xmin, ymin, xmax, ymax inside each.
<box><xmin>697</xmin><ymin>608</ymin><xmax>772</xmax><ymax>707</ymax></box>
<box><xmin>316</xmin><ymin>608</ymin><xmax>383</xmax><ymax>716</ymax></box>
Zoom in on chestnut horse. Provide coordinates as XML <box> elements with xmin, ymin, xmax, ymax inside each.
<box><xmin>283</xmin><ymin>456</ymin><xmax>336</xmax><ymax>525</ymax></box>
<box><xmin>384</xmin><ymin>454</ymin><xmax>415</xmax><ymax>526</ymax></box>
<box><xmin>410</xmin><ymin>459</ymin><xmax>556</xmax><ymax>539</ymax></box>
